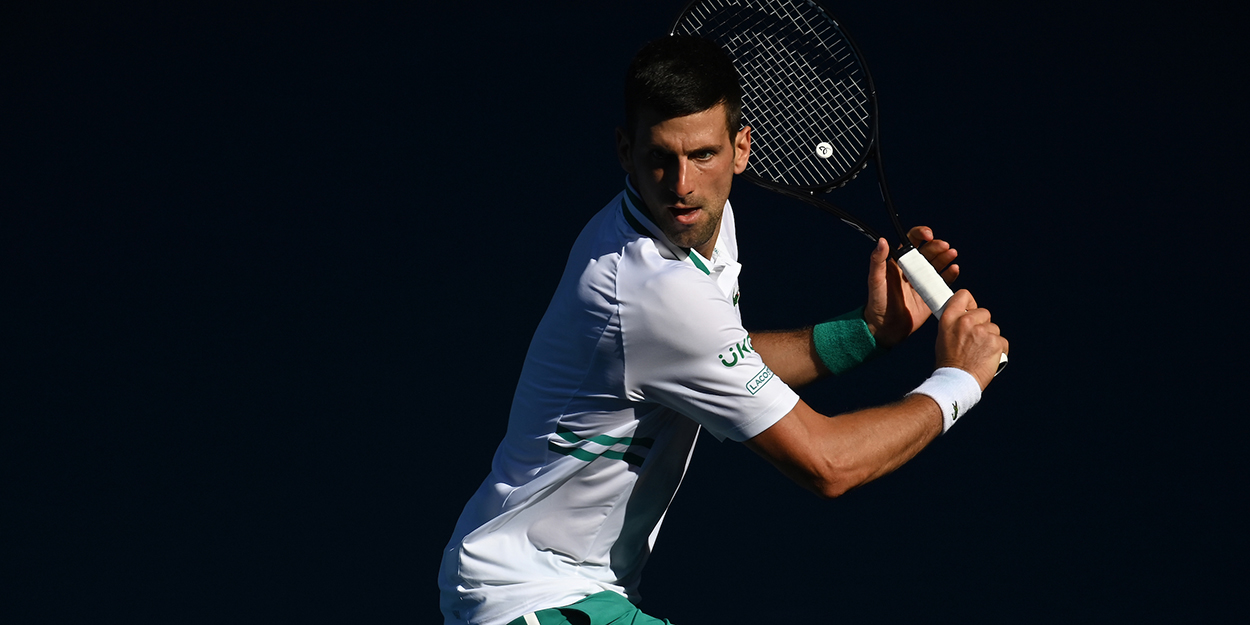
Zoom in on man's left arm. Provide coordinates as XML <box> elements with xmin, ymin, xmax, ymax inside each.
<box><xmin>751</xmin><ymin>226</ymin><xmax>958</xmax><ymax>388</ymax></box>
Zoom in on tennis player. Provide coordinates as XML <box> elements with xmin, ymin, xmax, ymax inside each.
<box><xmin>438</xmin><ymin>35</ymin><xmax>1007</xmax><ymax>625</ymax></box>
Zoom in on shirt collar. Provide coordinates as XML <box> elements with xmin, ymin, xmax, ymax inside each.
<box><xmin>621</xmin><ymin>177</ymin><xmax>719</xmax><ymax>276</ymax></box>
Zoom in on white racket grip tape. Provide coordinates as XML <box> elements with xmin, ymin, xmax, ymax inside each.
<box><xmin>896</xmin><ymin>247</ymin><xmax>1008</xmax><ymax>374</ymax></box>
<box><xmin>896</xmin><ymin>248</ymin><xmax>954</xmax><ymax>319</ymax></box>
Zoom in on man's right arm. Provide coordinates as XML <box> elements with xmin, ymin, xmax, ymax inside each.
<box><xmin>743</xmin><ymin>289</ymin><xmax>1007</xmax><ymax>498</ymax></box>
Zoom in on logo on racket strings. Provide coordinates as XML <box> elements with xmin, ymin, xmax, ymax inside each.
<box><xmin>815</xmin><ymin>142</ymin><xmax>833</xmax><ymax>159</ymax></box>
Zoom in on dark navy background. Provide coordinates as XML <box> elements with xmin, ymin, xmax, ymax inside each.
<box><xmin>5</xmin><ymin>1</ymin><xmax>1247</xmax><ymax>622</ymax></box>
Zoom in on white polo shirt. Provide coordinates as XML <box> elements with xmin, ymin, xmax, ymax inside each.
<box><xmin>438</xmin><ymin>183</ymin><xmax>801</xmax><ymax>625</ymax></box>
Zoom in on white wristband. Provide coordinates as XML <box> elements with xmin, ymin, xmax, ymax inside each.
<box><xmin>906</xmin><ymin>367</ymin><xmax>982</xmax><ymax>433</ymax></box>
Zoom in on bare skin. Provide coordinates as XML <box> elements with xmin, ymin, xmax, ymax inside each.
<box><xmin>615</xmin><ymin>103</ymin><xmax>749</xmax><ymax>259</ymax></box>
<box><xmin>747</xmin><ymin>289</ymin><xmax>1007</xmax><ymax>499</ymax></box>
<box><xmin>617</xmin><ymin>105</ymin><xmax>1009</xmax><ymax>499</ymax></box>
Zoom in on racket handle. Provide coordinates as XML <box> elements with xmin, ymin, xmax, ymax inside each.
<box><xmin>896</xmin><ymin>248</ymin><xmax>1008</xmax><ymax>374</ymax></box>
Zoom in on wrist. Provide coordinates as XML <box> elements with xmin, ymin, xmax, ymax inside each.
<box><xmin>813</xmin><ymin>307</ymin><xmax>888</xmax><ymax>375</ymax></box>
<box><xmin>905</xmin><ymin>367</ymin><xmax>982</xmax><ymax>433</ymax></box>
<box><xmin>862</xmin><ymin>305</ymin><xmax>906</xmax><ymax>348</ymax></box>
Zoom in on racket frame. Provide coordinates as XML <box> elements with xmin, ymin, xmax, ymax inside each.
<box><xmin>670</xmin><ymin>0</ymin><xmax>1005</xmax><ymax>371</ymax></box>
<box><xmin>669</xmin><ymin>0</ymin><xmax>911</xmax><ymax>252</ymax></box>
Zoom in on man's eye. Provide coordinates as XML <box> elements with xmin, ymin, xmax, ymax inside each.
<box><xmin>693</xmin><ymin>151</ymin><xmax>715</xmax><ymax>161</ymax></box>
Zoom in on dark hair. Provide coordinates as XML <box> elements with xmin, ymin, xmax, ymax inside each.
<box><xmin>623</xmin><ymin>35</ymin><xmax>742</xmax><ymax>136</ymax></box>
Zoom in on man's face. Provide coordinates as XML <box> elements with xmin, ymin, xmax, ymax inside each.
<box><xmin>616</xmin><ymin>103</ymin><xmax>751</xmax><ymax>259</ymax></box>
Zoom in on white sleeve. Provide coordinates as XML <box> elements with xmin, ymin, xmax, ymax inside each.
<box><xmin>619</xmin><ymin>263</ymin><xmax>799</xmax><ymax>442</ymax></box>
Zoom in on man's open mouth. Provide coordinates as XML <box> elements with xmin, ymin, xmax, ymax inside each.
<box><xmin>670</xmin><ymin>206</ymin><xmax>700</xmax><ymax>225</ymax></box>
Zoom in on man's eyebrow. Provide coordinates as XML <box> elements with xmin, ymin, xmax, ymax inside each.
<box><xmin>645</xmin><ymin>143</ymin><xmax>723</xmax><ymax>155</ymax></box>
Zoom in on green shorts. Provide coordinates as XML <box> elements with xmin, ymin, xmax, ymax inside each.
<box><xmin>505</xmin><ymin>591</ymin><xmax>675</xmax><ymax>625</ymax></box>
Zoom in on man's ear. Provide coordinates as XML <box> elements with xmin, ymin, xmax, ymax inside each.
<box><xmin>733</xmin><ymin>125</ymin><xmax>751</xmax><ymax>175</ymax></box>
<box><xmin>615</xmin><ymin>127</ymin><xmax>635</xmax><ymax>175</ymax></box>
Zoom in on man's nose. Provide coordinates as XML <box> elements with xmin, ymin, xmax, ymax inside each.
<box><xmin>669</xmin><ymin>158</ymin><xmax>695</xmax><ymax>200</ymax></box>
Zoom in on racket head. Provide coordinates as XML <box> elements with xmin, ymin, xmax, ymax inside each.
<box><xmin>671</xmin><ymin>0</ymin><xmax>879</xmax><ymax>194</ymax></box>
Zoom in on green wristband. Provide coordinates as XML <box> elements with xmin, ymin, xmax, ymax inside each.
<box><xmin>812</xmin><ymin>307</ymin><xmax>888</xmax><ymax>375</ymax></box>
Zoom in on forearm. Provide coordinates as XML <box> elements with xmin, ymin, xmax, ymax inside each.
<box><xmin>750</xmin><ymin>328</ymin><xmax>827</xmax><ymax>388</ymax></box>
<box><xmin>751</xmin><ymin>309</ymin><xmax>882</xmax><ymax>388</ymax></box>
<box><xmin>744</xmin><ymin>394</ymin><xmax>942</xmax><ymax>498</ymax></box>
<box><xmin>745</xmin><ymin>290</ymin><xmax>1004</xmax><ymax>500</ymax></box>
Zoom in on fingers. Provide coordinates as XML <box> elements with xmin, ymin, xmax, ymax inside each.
<box><xmin>906</xmin><ymin>226</ymin><xmax>933</xmax><ymax>248</ymax></box>
<box><xmin>867</xmin><ymin>237</ymin><xmax>889</xmax><ymax>285</ymax></box>
<box><xmin>874</xmin><ymin>237</ymin><xmax>909</xmax><ymax>302</ymax></box>
<box><xmin>871</xmin><ymin>237</ymin><xmax>889</xmax><ymax>263</ymax></box>
<box><xmin>922</xmin><ymin>241</ymin><xmax>958</xmax><ymax>280</ymax></box>
<box><xmin>946</xmin><ymin>289</ymin><xmax>978</xmax><ymax>313</ymax></box>
<box><xmin>865</xmin><ymin>237</ymin><xmax>911</xmax><ymax>346</ymax></box>
<box><xmin>906</xmin><ymin>226</ymin><xmax>959</xmax><ymax>282</ymax></box>
<box><xmin>935</xmin><ymin>289</ymin><xmax>1007</xmax><ymax>390</ymax></box>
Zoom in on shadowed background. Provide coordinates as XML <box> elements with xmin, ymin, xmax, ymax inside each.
<box><xmin>4</xmin><ymin>1</ymin><xmax>1247</xmax><ymax>622</ymax></box>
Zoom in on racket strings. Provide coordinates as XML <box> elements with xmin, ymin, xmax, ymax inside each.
<box><xmin>744</xmin><ymin>35</ymin><xmax>864</xmax><ymax>178</ymax></box>
<box><xmin>674</xmin><ymin>0</ymin><xmax>873</xmax><ymax>189</ymax></box>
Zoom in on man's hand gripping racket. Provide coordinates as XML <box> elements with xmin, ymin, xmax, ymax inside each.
<box><xmin>673</xmin><ymin>0</ymin><xmax>1007</xmax><ymax>375</ymax></box>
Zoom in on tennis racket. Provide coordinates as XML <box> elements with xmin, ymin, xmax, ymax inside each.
<box><xmin>671</xmin><ymin>0</ymin><xmax>1006</xmax><ymax>372</ymax></box>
